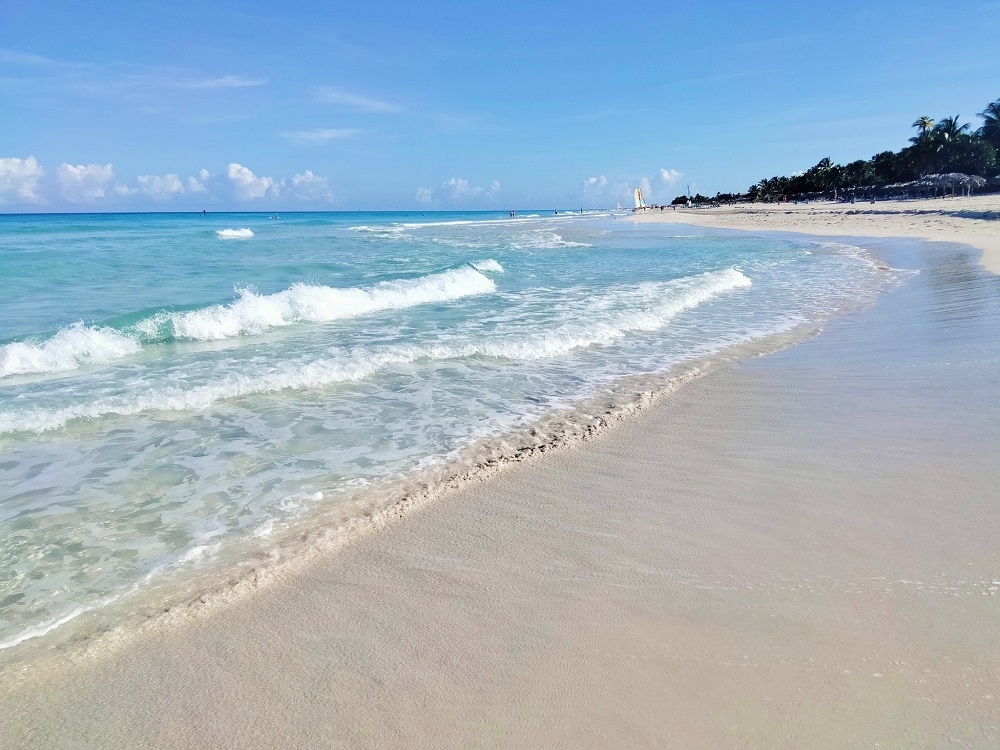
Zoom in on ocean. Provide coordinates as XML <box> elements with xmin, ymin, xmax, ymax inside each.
<box><xmin>0</xmin><ymin>210</ymin><xmax>909</xmax><ymax>665</ymax></box>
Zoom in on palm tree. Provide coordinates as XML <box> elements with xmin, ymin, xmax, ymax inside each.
<box><xmin>910</xmin><ymin>116</ymin><xmax>934</xmax><ymax>144</ymax></box>
<box><xmin>977</xmin><ymin>99</ymin><xmax>1000</xmax><ymax>148</ymax></box>
<box><xmin>933</xmin><ymin>115</ymin><xmax>971</xmax><ymax>143</ymax></box>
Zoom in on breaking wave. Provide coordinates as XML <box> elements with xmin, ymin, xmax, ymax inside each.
<box><xmin>0</xmin><ymin>268</ymin><xmax>497</xmax><ymax>378</ymax></box>
<box><xmin>0</xmin><ymin>323</ymin><xmax>142</xmax><ymax>378</ymax></box>
<box><xmin>0</xmin><ymin>268</ymin><xmax>750</xmax><ymax>433</ymax></box>
<box><xmin>472</xmin><ymin>259</ymin><xmax>504</xmax><ymax>273</ymax></box>
<box><xmin>142</xmin><ymin>267</ymin><xmax>496</xmax><ymax>341</ymax></box>
<box><xmin>215</xmin><ymin>228</ymin><xmax>254</xmax><ymax>239</ymax></box>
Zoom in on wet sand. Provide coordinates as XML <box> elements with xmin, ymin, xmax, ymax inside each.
<box><xmin>1</xmin><ymin>238</ymin><xmax>998</xmax><ymax>748</ymax></box>
<box><xmin>630</xmin><ymin>194</ymin><xmax>1000</xmax><ymax>274</ymax></box>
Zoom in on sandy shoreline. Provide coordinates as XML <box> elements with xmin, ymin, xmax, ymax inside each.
<box><xmin>628</xmin><ymin>194</ymin><xmax>1000</xmax><ymax>275</ymax></box>
<box><xmin>2</xmin><ymin>229</ymin><xmax>999</xmax><ymax>747</ymax></box>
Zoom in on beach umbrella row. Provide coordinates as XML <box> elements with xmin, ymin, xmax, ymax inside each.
<box><xmin>867</xmin><ymin>173</ymin><xmax>989</xmax><ymax>198</ymax></box>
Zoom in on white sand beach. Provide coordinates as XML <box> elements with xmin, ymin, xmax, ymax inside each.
<box><xmin>630</xmin><ymin>194</ymin><xmax>1000</xmax><ymax>274</ymax></box>
<box><xmin>1</xmin><ymin>226</ymin><xmax>998</xmax><ymax>748</ymax></box>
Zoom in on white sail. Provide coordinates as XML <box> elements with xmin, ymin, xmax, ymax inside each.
<box><xmin>634</xmin><ymin>187</ymin><xmax>646</xmax><ymax>209</ymax></box>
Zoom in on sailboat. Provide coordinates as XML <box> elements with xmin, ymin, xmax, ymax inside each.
<box><xmin>616</xmin><ymin>201</ymin><xmax>622</xmax><ymax>211</ymax></box>
<box><xmin>634</xmin><ymin>187</ymin><xmax>646</xmax><ymax>209</ymax></box>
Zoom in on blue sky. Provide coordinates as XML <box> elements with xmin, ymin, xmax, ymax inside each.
<box><xmin>2</xmin><ymin>0</ymin><xmax>999</xmax><ymax>211</ymax></box>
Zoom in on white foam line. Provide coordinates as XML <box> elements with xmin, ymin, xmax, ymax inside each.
<box><xmin>215</xmin><ymin>228</ymin><xmax>254</xmax><ymax>239</ymax></box>
<box><xmin>0</xmin><ymin>606</ymin><xmax>92</xmax><ymax>651</ymax></box>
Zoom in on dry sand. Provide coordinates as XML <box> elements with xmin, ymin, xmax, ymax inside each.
<box><xmin>629</xmin><ymin>194</ymin><xmax>1000</xmax><ymax>275</ymax></box>
<box><xmin>1</xmin><ymin>232</ymin><xmax>998</xmax><ymax>748</ymax></box>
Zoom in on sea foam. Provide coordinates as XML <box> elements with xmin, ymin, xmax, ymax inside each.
<box><xmin>508</xmin><ymin>230</ymin><xmax>591</xmax><ymax>250</ymax></box>
<box><xmin>472</xmin><ymin>259</ymin><xmax>504</xmax><ymax>273</ymax></box>
<box><xmin>0</xmin><ymin>268</ymin><xmax>750</xmax><ymax>433</ymax></box>
<box><xmin>0</xmin><ymin>350</ymin><xmax>422</xmax><ymax>433</ymax></box>
<box><xmin>0</xmin><ymin>323</ymin><xmax>142</xmax><ymax>378</ymax></box>
<box><xmin>420</xmin><ymin>267</ymin><xmax>751</xmax><ymax>360</ymax></box>
<box><xmin>215</xmin><ymin>228</ymin><xmax>254</xmax><ymax>239</ymax></box>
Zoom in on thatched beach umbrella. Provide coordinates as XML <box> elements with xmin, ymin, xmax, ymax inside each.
<box><xmin>963</xmin><ymin>175</ymin><xmax>987</xmax><ymax>195</ymax></box>
<box><xmin>916</xmin><ymin>173</ymin><xmax>978</xmax><ymax>197</ymax></box>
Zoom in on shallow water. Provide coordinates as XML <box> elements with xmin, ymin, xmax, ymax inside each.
<box><xmin>0</xmin><ymin>210</ymin><xmax>910</xmax><ymax>659</ymax></box>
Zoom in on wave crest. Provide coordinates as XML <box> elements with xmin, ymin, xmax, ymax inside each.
<box><xmin>153</xmin><ymin>267</ymin><xmax>496</xmax><ymax>342</ymax></box>
<box><xmin>2</xmin><ymin>269</ymin><xmax>497</xmax><ymax>378</ymax></box>
<box><xmin>0</xmin><ymin>323</ymin><xmax>141</xmax><ymax>378</ymax></box>
<box><xmin>472</xmin><ymin>259</ymin><xmax>504</xmax><ymax>273</ymax></box>
<box><xmin>215</xmin><ymin>228</ymin><xmax>254</xmax><ymax>239</ymax></box>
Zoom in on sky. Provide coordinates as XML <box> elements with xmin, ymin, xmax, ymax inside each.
<box><xmin>2</xmin><ymin>0</ymin><xmax>999</xmax><ymax>212</ymax></box>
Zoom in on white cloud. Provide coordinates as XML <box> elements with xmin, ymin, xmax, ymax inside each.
<box><xmin>0</xmin><ymin>158</ymin><xmax>339</xmax><ymax>206</ymax></box>
<box><xmin>125</xmin><ymin>170</ymin><xmax>212</xmax><ymax>200</ymax></box>
<box><xmin>137</xmin><ymin>173</ymin><xmax>185</xmax><ymax>199</ymax></box>
<box><xmin>281</xmin><ymin>128</ymin><xmax>362</xmax><ymax>144</ymax></box>
<box><xmin>1</xmin><ymin>49</ymin><xmax>266</xmax><ymax>102</ymax></box>
<box><xmin>57</xmin><ymin>162</ymin><xmax>115</xmax><ymax>201</ymax></box>
<box><xmin>638</xmin><ymin>176</ymin><xmax>652</xmax><ymax>201</ymax></box>
<box><xmin>582</xmin><ymin>175</ymin><xmax>608</xmax><ymax>198</ymax></box>
<box><xmin>288</xmin><ymin>170</ymin><xmax>334</xmax><ymax>203</ymax></box>
<box><xmin>0</xmin><ymin>49</ymin><xmax>60</xmax><ymax>67</ymax></box>
<box><xmin>660</xmin><ymin>168</ymin><xmax>682</xmax><ymax>185</ymax></box>
<box><xmin>0</xmin><ymin>156</ymin><xmax>45</xmax><ymax>204</ymax></box>
<box><xmin>444</xmin><ymin>177</ymin><xmax>472</xmax><ymax>198</ymax></box>
<box><xmin>187</xmin><ymin>169</ymin><xmax>210</xmax><ymax>193</ymax></box>
<box><xmin>171</xmin><ymin>75</ymin><xmax>267</xmax><ymax>90</ymax></box>
<box><xmin>226</xmin><ymin>163</ymin><xmax>276</xmax><ymax>200</ymax></box>
<box><xmin>315</xmin><ymin>87</ymin><xmax>399</xmax><ymax>113</ymax></box>
<box><xmin>415</xmin><ymin>187</ymin><xmax>433</xmax><ymax>204</ymax></box>
<box><xmin>442</xmin><ymin>177</ymin><xmax>500</xmax><ymax>201</ymax></box>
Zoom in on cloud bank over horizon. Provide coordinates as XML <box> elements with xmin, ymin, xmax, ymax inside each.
<box><xmin>1</xmin><ymin>152</ymin><xmax>696</xmax><ymax>211</ymax></box>
<box><xmin>0</xmin><ymin>157</ymin><xmax>340</xmax><ymax>210</ymax></box>
<box><xmin>0</xmin><ymin>153</ymin><xmax>691</xmax><ymax>211</ymax></box>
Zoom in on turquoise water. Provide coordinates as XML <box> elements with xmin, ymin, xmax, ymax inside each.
<box><xmin>0</xmin><ymin>210</ymin><xmax>907</xmax><ymax>658</ymax></box>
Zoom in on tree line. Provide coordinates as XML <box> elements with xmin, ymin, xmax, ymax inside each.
<box><xmin>674</xmin><ymin>96</ymin><xmax>1000</xmax><ymax>204</ymax></box>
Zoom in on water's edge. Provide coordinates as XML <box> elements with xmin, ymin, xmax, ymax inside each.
<box><xmin>0</xmin><ymin>319</ymin><xmax>825</xmax><ymax>681</ymax></box>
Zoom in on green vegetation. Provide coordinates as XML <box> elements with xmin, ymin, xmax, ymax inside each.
<box><xmin>679</xmin><ymin>96</ymin><xmax>1000</xmax><ymax>204</ymax></box>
